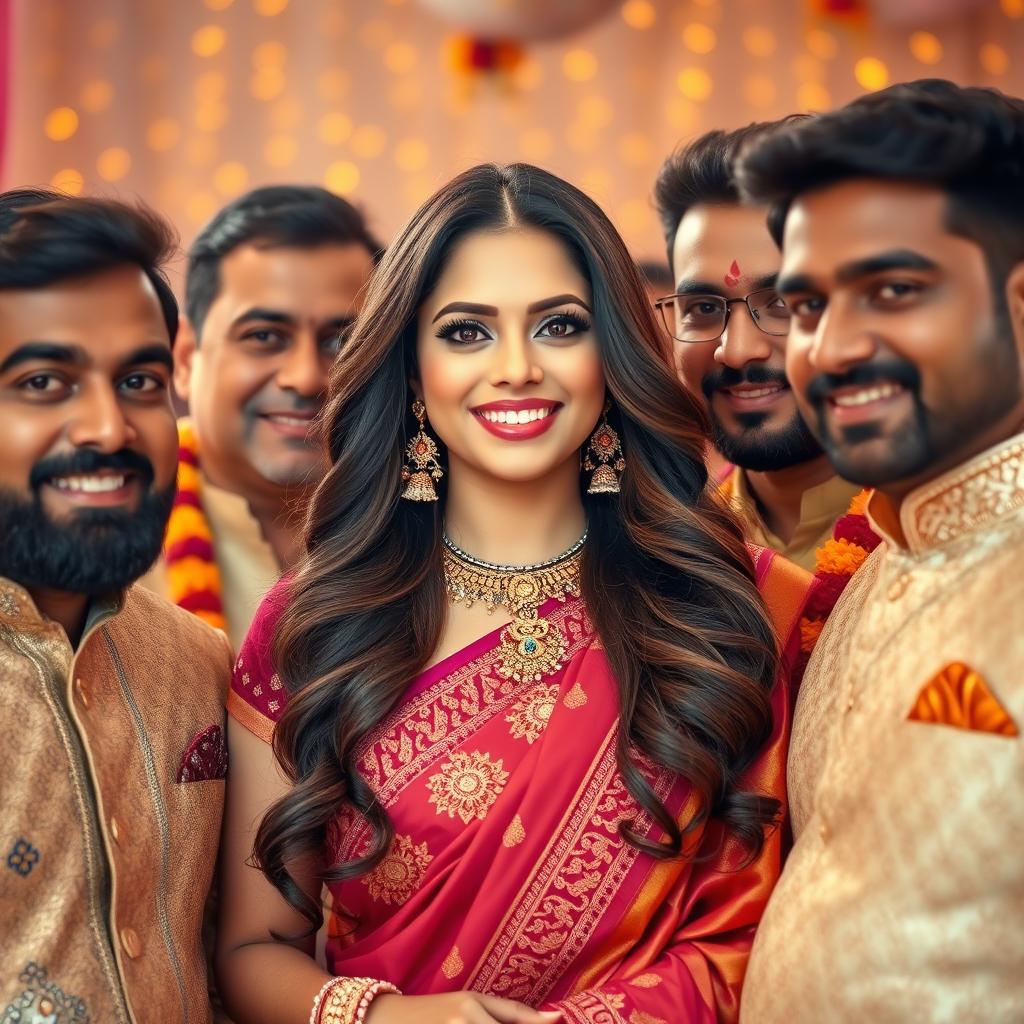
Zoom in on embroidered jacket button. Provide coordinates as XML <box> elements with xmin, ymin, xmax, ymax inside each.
<box><xmin>74</xmin><ymin>677</ymin><xmax>90</xmax><ymax>709</ymax></box>
<box><xmin>120</xmin><ymin>926</ymin><xmax>142</xmax><ymax>959</ymax></box>
<box><xmin>109</xmin><ymin>816</ymin><xmax>122</xmax><ymax>844</ymax></box>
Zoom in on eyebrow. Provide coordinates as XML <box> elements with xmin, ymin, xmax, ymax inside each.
<box><xmin>431</xmin><ymin>294</ymin><xmax>592</xmax><ymax>323</ymax></box>
<box><xmin>673</xmin><ymin>274</ymin><xmax>777</xmax><ymax>296</ymax></box>
<box><xmin>230</xmin><ymin>307</ymin><xmax>298</xmax><ymax>329</ymax></box>
<box><xmin>526</xmin><ymin>293</ymin><xmax>592</xmax><ymax>314</ymax></box>
<box><xmin>120</xmin><ymin>344</ymin><xmax>174</xmax><ymax>372</ymax></box>
<box><xmin>778</xmin><ymin>250</ymin><xmax>939</xmax><ymax>295</ymax></box>
<box><xmin>0</xmin><ymin>342</ymin><xmax>88</xmax><ymax>374</ymax></box>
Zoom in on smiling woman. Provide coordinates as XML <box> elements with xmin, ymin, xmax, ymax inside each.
<box><xmin>216</xmin><ymin>163</ymin><xmax>812</xmax><ymax>1024</ymax></box>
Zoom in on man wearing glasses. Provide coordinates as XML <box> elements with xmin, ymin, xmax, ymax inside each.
<box><xmin>654</xmin><ymin>122</ymin><xmax>864</xmax><ymax>573</ymax></box>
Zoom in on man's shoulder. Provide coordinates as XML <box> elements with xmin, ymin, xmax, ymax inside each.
<box><xmin>115</xmin><ymin>583</ymin><xmax>233</xmax><ymax>667</ymax></box>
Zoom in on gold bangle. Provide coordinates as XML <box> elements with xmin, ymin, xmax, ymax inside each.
<box><xmin>314</xmin><ymin>977</ymin><xmax>401</xmax><ymax>1024</ymax></box>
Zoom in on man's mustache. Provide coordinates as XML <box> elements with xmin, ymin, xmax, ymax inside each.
<box><xmin>29</xmin><ymin>449</ymin><xmax>156</xmax><ymax>491</ymax></box>
<box><xmin>701</xmin><ymin>365</ymin><xmax>789</xmax><ymax>399</ymax></box>
<box><xmin>805</xmin><ymin>360</ymin><xmax>921</xmax><ymax>407</ymax></box>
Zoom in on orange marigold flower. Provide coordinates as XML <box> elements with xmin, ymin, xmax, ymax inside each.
<box><xmin>847</xmin><ymin>488</ymin><xmax>872</xmax><ymax>517</ymax></box>
<box><xmin>815</xmin><ymin>537</ymin><xmax>869</xmax><ymax>576</ymax></box>
<box><xmin>800</xmin><ymin>616</ymin><xmax>824</xmax><ymax>653</ymax></box>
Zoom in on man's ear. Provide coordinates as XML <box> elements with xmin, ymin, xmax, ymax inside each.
<box><xmin>1005</xmin><ymin>261</ymin><xmax>1024</xmax><ymax>361</ymax></box>
<box><xmin>173</xmin><ymin>316</ymin><xmax>197</xmax><ymax>405</ymax></box>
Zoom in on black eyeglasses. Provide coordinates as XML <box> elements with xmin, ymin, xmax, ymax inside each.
<box><xmin>654</xmin><ymin>287</ymin><xmax>791</xmax><ymax>343</ymax></box>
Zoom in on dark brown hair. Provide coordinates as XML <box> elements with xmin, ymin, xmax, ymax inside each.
<box><xmin>185</xmin><ymin>184</ymin><xmax>383</xmax><ymax>336</ymax></box>
<box><xmin>0</xmin><ymin>187</ymin><xmax>178</xmax><ymax>340</ymax></box>
<box><xmin>254</xmin><ymin>164</ymin><xmax>782</xmax><ymax>933</ymax></box>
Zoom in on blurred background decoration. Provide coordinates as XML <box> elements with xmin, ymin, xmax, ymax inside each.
<box><xmin>4</xmin><ymin>0</ymin><xmax>1023</xmax><ymax>279</ymax></box>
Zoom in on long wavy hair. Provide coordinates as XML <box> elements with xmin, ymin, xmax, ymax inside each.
<box><xmin>255</xmin><ymin>163</ymin><xmax>781</xmax><ymax>934</ymax></box>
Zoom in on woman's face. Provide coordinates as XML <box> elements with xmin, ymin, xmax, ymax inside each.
<box><xmin>415</xmin><ymin>226</ymin><xmax>606</xmax><ymax>486</ymax></box>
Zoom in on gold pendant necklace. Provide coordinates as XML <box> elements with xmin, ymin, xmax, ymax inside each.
<box><xmin>442</xmin><ymin>532</ymin><xmax>585</xmax><ymax>682</ymax></box>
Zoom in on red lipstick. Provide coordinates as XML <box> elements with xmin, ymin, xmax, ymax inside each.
<box><xmin>471</xmin><ymin>399</ymin><xmax>561</xmax><ymax>441</ymax></box>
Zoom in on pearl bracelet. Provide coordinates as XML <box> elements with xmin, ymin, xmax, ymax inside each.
<box><xmin>310</xmin><ymin>976</ymin><xmax>401</xmax><ymax>1024</ymax></box>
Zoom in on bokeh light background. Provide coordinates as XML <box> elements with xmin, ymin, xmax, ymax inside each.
<box><xmin>8</xmin><ymin>0</ymin><xmax>1024</xmax><ymax>276</ymax></box>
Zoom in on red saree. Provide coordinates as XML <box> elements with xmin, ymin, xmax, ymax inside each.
<box><xmin>228</xmin><ymin>546</ymin><xmax>809</xmax><ymax>1024</ymax></box>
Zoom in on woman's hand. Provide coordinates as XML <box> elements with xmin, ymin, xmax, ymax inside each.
<box><xmin>366</xmin><ymin>992</ymin><xmax>562</xmax><ymax>1024</ymax></box>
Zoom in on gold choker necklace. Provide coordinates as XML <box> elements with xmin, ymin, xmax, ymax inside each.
<box><xmin>442</xmin><ymin>533</ymin><xmax>585</xmax><ymax>681</ymax></box>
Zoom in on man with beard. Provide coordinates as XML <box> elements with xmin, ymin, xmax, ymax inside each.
<box><xmin>0</xmin><ymin>189</ymin><xmax>231</xmax><ymax>1023</ymax></box>
<box><xmin>735</xmin><ymin>80</ymin><xmax>1024</xmax><ymax>1022</ymax></box>
<box><xmin>654</xmin><ymin>122</ymin><xmax>864</xmax><ymax>573</ymax></box>
<box><xmin>143</xmin><ymin>186</ymin><xmax>381</xmax><ymax>646</ymax></box>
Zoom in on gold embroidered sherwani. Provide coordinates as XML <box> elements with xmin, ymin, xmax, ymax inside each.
<box><xmin>1</xmin><ymin>580</ymin><xmax>232</xmax><ymax>1023</ymax></box>
<box><xmin>740</xmin><ymin>434</ymin><xmax>1024</xmax><ymax>1023</ymax></box>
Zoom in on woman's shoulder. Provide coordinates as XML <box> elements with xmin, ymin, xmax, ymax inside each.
<box><xmin>227</xmin><ymin>576</ymin><xmax>294</xmax><ymax>743</ymax></box>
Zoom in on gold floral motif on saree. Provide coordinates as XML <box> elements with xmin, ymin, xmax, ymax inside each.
<box><xmin>506</xmin><ymin>683</ymin><xmax>559</xmax><ymax>743</ymax></box>
<box><xmin>468</xmin><ymin>729</ymin><xmax>675</xmax><ymax>1004</ymax></box>
<box><xmin>629</xmin><ymin>974</ymin><xmax>662</xmax><ymax>988</ymax></box>
<box><xmin>363</xmin><ymin>833</ymin><xmax>433</xmax><ymax>906</ymax></box>
<box><xmin>426</xmin><ymin>750</ymin><xmax>509</xmax><ymax>823</ymax></box>
<box><xmin>336</xmin><ymin>603</ymin><xmax>592</xmax><ymax>862</ymax></box>
<box><xmin>563</xmin><ymin>681</ymin><xmax>588</xmax><ymax>708</ymax></box>
<box><xmin>503</xmin><ymin>814</ymin><xmax>527</xmax><ymax>848</ymax></box>
<box><xmin>441</xmin><ymin>946</ymin><xmax>464</xmax><ymax>980</ymax></box>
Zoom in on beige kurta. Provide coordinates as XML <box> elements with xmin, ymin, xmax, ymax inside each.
<box><xmin>142</xmin><ymin>478</ymin><xmax>280</xmax><ymax>649</ymax></box>
<box><xmin>721</xmin><ymin>467</ymin><xmax>862</xmax><ymax>572</ymax></box>
<box><xmin>741</xmin><ymin>433</ymin><xmax>1024</xmax><ymax>1023</ymax></box>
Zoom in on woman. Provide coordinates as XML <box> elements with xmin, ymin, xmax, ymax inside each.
<box><xmin>217</xmin><ymin>164</ymin><xmax>810</xmax><ymax>1024</ymax></box>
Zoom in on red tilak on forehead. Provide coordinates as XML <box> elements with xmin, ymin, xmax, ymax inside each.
<box><xmin>724</xmin><ymin>260</ymin><xmax>741</xmax><ymax>287</ymax></box>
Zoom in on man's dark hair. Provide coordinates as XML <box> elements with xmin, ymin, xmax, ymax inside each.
<box><xmin>185</xmin><ymin>185</ymin><xmax>384</xmax><ymax>335</ymax></box>
<box><xmin>0</xmin><ymin>188</ymin><xmax>178</xmax><ymax>340</ymax></box>
<box><xmin>654</xmin><ymin>118</ymin><xmax>807</xmax><ymax>264</ymax></box>
<box><xmin>736</xmin><ymin>79</ymin><xmax>1024</xmax><ymax>288</ymax></box>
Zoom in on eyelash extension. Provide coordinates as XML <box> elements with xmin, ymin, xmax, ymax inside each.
<box><xmin>435</xmin><ymin>317</ymin><xmax>489</xmax><ymax>341</ymax></box>
<box><xmin>539</xmin><ymin>310</ymin><xmax>591</xmax><ymax>333</ymax></box>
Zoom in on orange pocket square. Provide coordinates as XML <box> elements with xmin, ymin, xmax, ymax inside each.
<box><xmin>908</xmin><ymin>662</ymin><xmax>1018</xmax><ymax>737</ymax></box>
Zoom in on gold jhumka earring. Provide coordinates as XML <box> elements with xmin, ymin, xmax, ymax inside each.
<box><xmin>401</xmin><ymin>399</ymin><xmax>444</xmax><ymax>502</ymax></box>
<box><xmin>583</xmin><ymin>403</ymin><xmax>625</xmax><ymax>494</ymax></box>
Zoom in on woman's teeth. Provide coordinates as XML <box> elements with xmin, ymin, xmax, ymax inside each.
<box><xmin>832</xmin><ymin>383</ymin><xmax>902</xmax><ymax>408</ymax></box>
<box><xmin>51</xmin><ymin>474</ymin><xmax>126</xmax><ymax>493</ymax></box>
<box><xmin>479</xmin><ymin>408</ymin><xmax>551</xmax><ymax>424</ymax></box>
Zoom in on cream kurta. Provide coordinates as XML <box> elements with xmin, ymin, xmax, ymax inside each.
<box><xmin>741</xmin><ymin>433</ymin><xmax>1024</xmax><ymax>1024</ymax></box>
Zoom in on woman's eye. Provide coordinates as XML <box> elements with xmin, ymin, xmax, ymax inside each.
<box><xmin>437</xmin><ymin>320</ymin><xmax>491</xmax><ymax>344</ymax></box>
<box><xmin>536</xmin><ymin>313</ymin><xmax>590</xmax><ymax>338</ymax></box>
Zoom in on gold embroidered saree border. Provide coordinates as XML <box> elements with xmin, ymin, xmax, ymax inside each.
<box><xmin>466</xmin><ymin>726</ymin><xmax>675</xmax><ymax>1005</ymax></box>
<box><xmin>227</xmin><ymin>686</ymin><xmax>275</xmax><ymax>743</ymax></box>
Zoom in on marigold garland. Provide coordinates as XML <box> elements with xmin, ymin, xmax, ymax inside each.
<box><xmin>798</xmin><ymin>488</ymin><xmax>880</xmax><ymax>659</ymax></box>
<box><xmin>164</xmin><ymin>419</ymin><xmax>227</xmax><ymax>633</ymax></box>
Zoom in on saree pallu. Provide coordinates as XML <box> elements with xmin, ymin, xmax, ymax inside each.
<box><xmin>229</xmin><ymin>546</ymin><xmax>810</xmax><ymax>1024</ymax></box>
